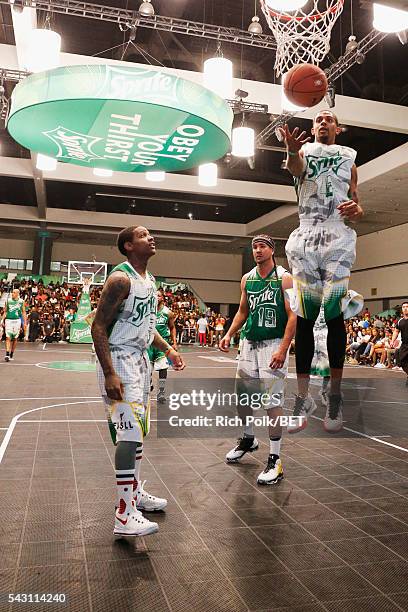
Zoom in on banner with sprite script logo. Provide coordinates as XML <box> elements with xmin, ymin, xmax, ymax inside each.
<box><xmin>69</xmin><ymin>292</ymin><xmax>93</xmax><ymax>344</ymax></box>
<box><xmin>7</xmin><ymin>64</ymin><xmax>233</xmax><ymax>173</ymax></box>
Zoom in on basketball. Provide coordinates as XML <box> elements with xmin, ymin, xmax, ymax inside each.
<box><xmin>283</xmin><ymin>63</ymin><xmax>328</xmax><ymax>108</ymax></box>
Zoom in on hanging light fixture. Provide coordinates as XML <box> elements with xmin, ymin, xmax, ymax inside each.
<box><xmin>248</xmin><ymin>0</ymin><xmax>263</xmax><ymax>33</ymax></box>
<box><xmin>145</xmin><ymin>171</ymin><xmax>165</xmax><ymax>182</ymax></box>
<box><xmin>265</xmin><ymin>0</ymin><xmax>307</xmax><ymax>10</ymax></box>
<box><xmin>25</xmin><ymin>27</ymin><xmax>61</xmax><ymax>73</ymax></box>
<box><xmin>93</xmin><ymin>168</ymin><xmax>113</xmax><ymax>177</ymax></box>
<box><xmin>139</xmin><ymin>0</ymin><xmax>155</xmax><ymax>16</ymax></box>
<box><xmin>373</xmin><ymin>3</ymin><xmax>408</xmax><ymax>32</ymax></box>
<box><xmin>231</xmin><ymin>126</ymin><xmax>255</xmax><ymax>157</ymax></box>
<box><xmin>36</xmin><ymin>153</ymin><xmax>57</xmax><ymax>171</ymax></box>
<box><xmin>198</xmin><ymin>163</ymin><xmax>218</xmax><ymax>187</ymax></box>
<box><xmin>203</xmin><ymin>45</ymin><xmax>233</xmax><ymax>99</ymax></box>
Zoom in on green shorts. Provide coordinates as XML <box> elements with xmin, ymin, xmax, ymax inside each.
<box><xmin>147</xmin><ymin>346</ymin><xmax>169</xmax><ymax>371</ymax></box>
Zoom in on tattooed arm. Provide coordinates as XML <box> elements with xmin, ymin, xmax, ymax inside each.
<box><xmin>91</xmin><ymin>272</ymin><xmax>130</xmax><ymax>400</ymax></box>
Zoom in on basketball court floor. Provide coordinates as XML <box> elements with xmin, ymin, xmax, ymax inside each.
<box><xmin>0</xmin><ymin>344</ymin><xmax>407</xmax><ymax>612</ymax></box>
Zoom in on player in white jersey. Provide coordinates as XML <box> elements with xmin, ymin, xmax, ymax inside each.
<box><xmin>92</xmin><ymin>226</ymin><xmax>185</xmax><ymax>538</ymax></box>
<box><xmin>278</xmin><ymin>111</ymin><xmax>364</xmax><ymax>433</ymax></box>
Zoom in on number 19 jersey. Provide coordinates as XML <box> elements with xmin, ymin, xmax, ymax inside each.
<box><xmin>243</xmin><ymin>266</ymin><xmax>288</xmax><ymax>341</ymax></box>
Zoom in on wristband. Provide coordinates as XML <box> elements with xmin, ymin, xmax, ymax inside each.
<box><xmin>287</xmin><ymin>150</ymin><xmax>298</xmax><ymax>157</ymax></box>
<box><xmin>165</xmin><ymin>348</ymin><xmax>172</xmax><ymax>356</ymax></box>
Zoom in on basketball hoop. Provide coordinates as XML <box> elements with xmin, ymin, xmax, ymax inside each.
<box><xmin>260</xmin><ymin>0</ymin><xmax>345</xmax><ymax>76</ymax></box>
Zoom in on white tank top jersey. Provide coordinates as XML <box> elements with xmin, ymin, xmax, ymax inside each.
<box><xmin>108</xmin><ymin>261</ymin><xmax>157</xmax><ymax>353</ymax></box>
<box><xmin>296</xmin><ymin>141</ymin><xmax>357</xmax><ymax>223</ymax></box>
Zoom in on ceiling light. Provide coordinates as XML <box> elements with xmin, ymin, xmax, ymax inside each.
<box><xmin>265</xmin><ymin>0</ymin><xmax>307</xmax><ymax>10</ymax></box>
<box><xmin>248</xmin><ymin>16</ymin><xmax>263</xmax><ymax>34</ymax></box>
<box><xmin>373</xmin><ymin>3</ymin><xmax>408</xmax><ymax>32</ymax></box>
<box><xmin>215</xmin><ymin>207</ymin><xmax>220</xmax><ymax>215</ymax></box>
<box><xmin>231</xmin><ymin>126</ymin><xmax>255</xmax><ymax>157</ymax></box>
<box><xmin>93</xmin><ymin>168</ymin><xmax>113</xmax><ymax>177</ymax></box>
<box><xmin>203</xmin><ymin>57</ymin><xmax>233</xmax><ymax>99</ymax></box>
<box><xmin>139</xmin><ymin>0</ymin><xmax>155</xmax><ymax>16</ymax></box>
<box><xmin>146</xmin><ymin>171</ymin><xmax>165</xmax><ymax>182</ymax></box>
<box><xmin>25</xmin><ymin>29</ymin><xmax>61</xmax><ymax>73</ymax></box>
<box><xmin>36</xmin><ymin>153</ymin><xmax>57</xmax><ymax>171</ymax></box>
<box><xmin>198</xmin><ymin>163</ymin><xmax>218</xmax><ymax>187</ymax></box>
<box><xmin>173</xmin><ymin>203</ymin><xmax>179</xmax><ymax>212</ymax></box>
<box><xmin>188</xmin><ymin>212</ymin><xmax>193</xmax><ymax>220</ymax></box>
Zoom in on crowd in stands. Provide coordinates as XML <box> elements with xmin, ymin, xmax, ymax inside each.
<box><xmin>0</xmin><ymin>278</ymin><xmax>102</xmax><ymax>343</ymax></box>
<box><xmin>345</xmin><ymin>307</ymin><xmax>404</xmax><ymax>370</ymax></box>
<box><xmin>158</xmin><ymin>285</ymin><xmax>235</xmax><ymax>347</ymax></box>
<box><xmin>0</xmin><ymin>279</ymin><xmax>405</xmax><ymax>370</ymax></box>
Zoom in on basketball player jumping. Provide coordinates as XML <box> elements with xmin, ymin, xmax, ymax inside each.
<box><xmin>147</xmin><ymin>289</ymin><xmax>177</xmax><ymax>404</ymax></box>
<box><xmin>2</xmin><ymin>288</ymin><xmax>27</xmax><ymax>362</ymax></box>
<box><xmin>220</xmin><ymin>235</ymin><xmax>296</xmax><ymax>485</ymax></box>
<box><xmin>92</xmin><ymin>226</ymin><xmax>185</xmax><ymax>537</ymax></box>
<box><xmin>278</xmin><ymin>110</ymin><xmax>363</xmax><ymax>433</ymax></box>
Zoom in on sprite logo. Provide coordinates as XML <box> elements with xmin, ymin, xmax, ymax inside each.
<box><xmin>130</xmin><ymin>293</ymin><xmax>156</xmax><ymax>328</ymax></box>
<box><xmin>43</xmin><ymin>126</ymin><xmax>103</xmax><ymax>162</ymax></box>
<box><xmin>71</xmin><ymin>327</ymin><xmax>91</xmax><ymax>341</ymax></box>
<box><xmin>248</xmin><ymin>286</ymin><xmax>278</xmax><ymax>310</ymax></box>
<box><xmin>306</xmin><ymin>154</ymin><xmax>348</xmax><ymax>179</ymax></box>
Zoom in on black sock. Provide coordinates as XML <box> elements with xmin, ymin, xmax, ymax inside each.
<box><xmin>6</xmin><ymin>351</ymin><xmax>10</xmax><ymax>357</ymax></box>
<box><xmin>10</xmin><ymin>352</ymin><xmax>14</xmax><ymax>358</ymax></box>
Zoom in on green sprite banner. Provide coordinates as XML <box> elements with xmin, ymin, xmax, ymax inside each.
<box><xmin>69</xmin><ymin>291</ymin><xmax>93</xmax><ymax>344</ymax></box>
<box><xmin>7</xmin><ymin>64</ymin><xmax>233</xmax><ymax>173</ymax></box>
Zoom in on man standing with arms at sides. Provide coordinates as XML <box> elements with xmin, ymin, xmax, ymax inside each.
<box><xmin>92</xmin><ymin>226</ymin><xmax>185</xmax><ymax>538</ymax></box>
<box><xmin>278</xmin><ymin>111</ymin><xmax>363</xmax><ymax>433</ymax></box>
<box><xmin>391</xmin><ymin>301</ymin><xmax>408</xmax><ymax>386</ymax></box>
<box><xmin>220</xmin><ymin>236</ymin><xmax>296</xmax><ymax>485</ymax></box>
<box><xmin>148</xmin><ymin>289</ymin><xmax>177</xmax><ymax>404</ymax></box>
<box><xmin>2</xmin><ymin>288</ymin><xmax>27</xmax><ymax>361</ymax></box>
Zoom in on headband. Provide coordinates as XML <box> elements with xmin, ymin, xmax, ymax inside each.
<box><xmin>252</xmin><ymin>235</ymin><xmax>275</xmax><ymax>249</ymax></box>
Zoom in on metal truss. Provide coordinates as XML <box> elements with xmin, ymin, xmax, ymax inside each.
<box><xmin>0</xmin><ymin>68</ymin><xmax>28</xmax><ymax>82</ymax></box>
<box><xmin>227</xmin><ymin>100</ymin><xmax>269</xmax><ymax>114</ymax></box>
<box><xmin>0</xmin><ymin>0</ymin><xmax>277</xmax><ymax>50</ymax></box>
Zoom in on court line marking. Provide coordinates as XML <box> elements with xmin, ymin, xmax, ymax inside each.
<box><xmin>0</xmin><ymin>396</ymin><xmax>101</xmax><ymax>402</ymax></box>
<box><xmin>0</xmin><ymin>400</ymin><xmax>101</xmax><ymax>464</ymax></box>
<box><xmin>284</xmin><ymin>409</ymin><xmax>408</xmax><ymax>453</ymax></box>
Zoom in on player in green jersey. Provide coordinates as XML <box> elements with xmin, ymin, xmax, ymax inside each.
<box><xmin>2</xmin><ymin>288</ymin><xmax>27</xmax><ymax>362</ymax></box>
<box><xmin>147</xmin><ymin>289</ymin><xmax>177</xmax><ymax>403</ymax></box>
<box><xmin>220</xmin><ymin>235</ymin><xmax>296</xmax><ymax>485</ymax></box>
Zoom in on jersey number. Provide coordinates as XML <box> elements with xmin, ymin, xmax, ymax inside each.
<box><xmin>258</xmin><ymin>307</ymin><xmax>276</xmax><ymax>328</ymax></box>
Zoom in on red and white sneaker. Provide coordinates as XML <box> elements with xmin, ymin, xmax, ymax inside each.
<box><xmin>135</xmin><ymin>480</ymin><xmax>167</xmax><ymax>512</ymax></box>
<box><xmin>114</xmin><ymin>508</ymin><xmax>158</xmax><ymax>537</ymax></box>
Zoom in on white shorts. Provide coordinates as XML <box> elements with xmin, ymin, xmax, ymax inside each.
<box><xmin>97</xmin><ymin>349</ymin><xmax>151</xmax><ymax>443</ymax></box>
<box><xmin>286</xmin><ymin>221</ymin><xmax>356</xmax><ymax>321</ymax></box>
<box><xmin>236</xmin><ymin>338</ymin><xmax>288</xmax><ymax>409</ymax></box>
<box><xmin>5</xmin><ymin>319</ymin><xmax>21</xmax><ymax>339</ymax></box>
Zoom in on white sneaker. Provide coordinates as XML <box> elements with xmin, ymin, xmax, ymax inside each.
<box><xmin>9</xmin><ymin>356</ymin><xmax>14</xmax><ymax>361</ymax></box>
<box><xmin>226</xmin><ymin>436</ymin><xmax>259</xmax><ymax>463</ymax></box>
<box><xmin>114</xmin><ymin>508</ymin><xmax>159</xmax><ymax>537</ymax></box>
<box><xmin>257</xmin><ymin>455</ymin><xmax>284</xmax><ymax>486</ymax></box>
<box><xmin>287</xmin><ymin>396</ymin><xmax>317</xmax><ymax>434</ymax></box>
<box><xmin>157</xmin><ymin>389</ymin><xmax>166</xmax><ymax>404</ymax></box>
<box><xmin>374</xmin><ymin>363</ymin><xmax>386</xmax><ymax>369</ymax></box>
<box><xmin>4</xmin><ymin>355</ymin><xmax>9</xmax><ymax>362</ymax></box>
<box><xmin>323</xmin><ymin>394</ymin><xmax>343</xmax><ymax>433</ymax></box>
<box><xmin>136</xmin><ymin>480</ymin><xmax>167</xmax><ymax>512</ymax></box>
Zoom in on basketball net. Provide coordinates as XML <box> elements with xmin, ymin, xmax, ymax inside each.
<box><xmin>82</xmin><ymin>277</ymin><xmax>92</xmax><ymax>295</ymax></box>
<box><xmin>260</xmin><ymin>0</ymin><xmax>345</xmax><ymax>76</ymax></box>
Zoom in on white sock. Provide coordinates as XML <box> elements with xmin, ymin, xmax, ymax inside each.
<box><xmin>269</xmin><ymin>437</ymin><xmax>281</xmax><ymax>457</ymax></box>
<box><xmin>115</xmin><ymin>469</ymin><xmax>135</xmax><ymax>516</ymax></box>
<box><xmin>243</xmin><ymin>422</ymin><xmax>254</xmax><ymax>438</ymax></box>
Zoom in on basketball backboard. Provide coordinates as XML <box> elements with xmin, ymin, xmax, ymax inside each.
<box><xmin>67</xmin><ymin>261</ymin><xmax>107</xmax><ymax>286</ymax></box>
